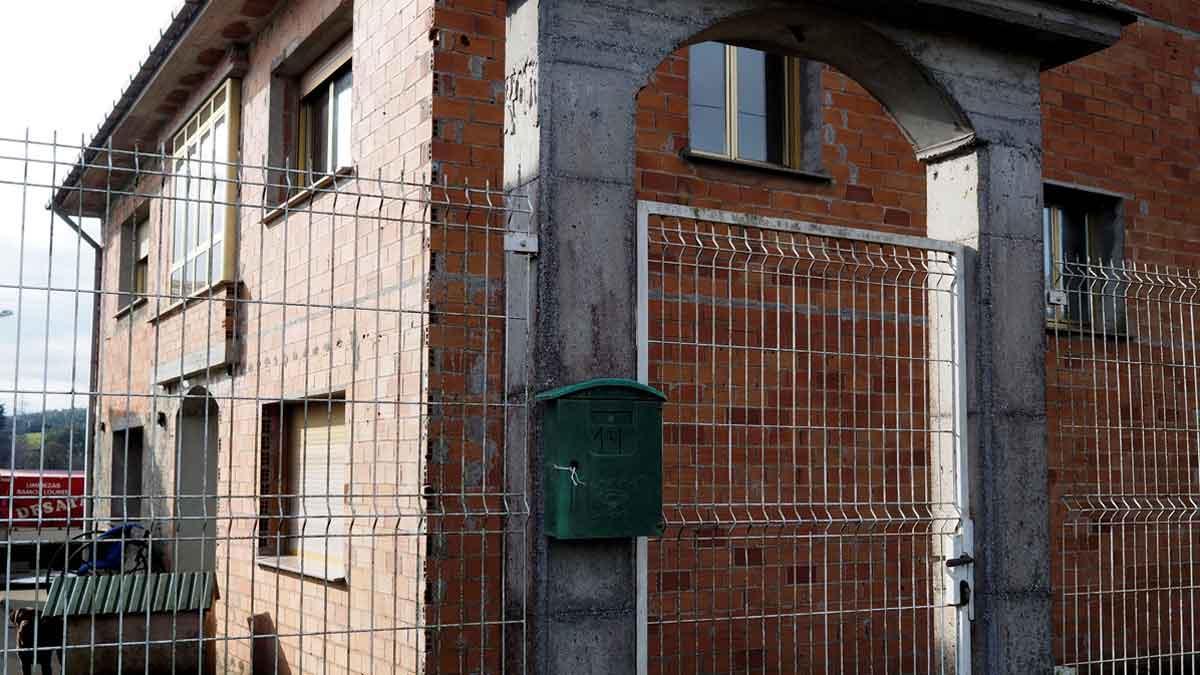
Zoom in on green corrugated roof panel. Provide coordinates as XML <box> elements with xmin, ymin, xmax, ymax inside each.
<box><xmin>44</xmin><ymin>573</ymin><xmax>215</xmax><ymax>618</ymax></box>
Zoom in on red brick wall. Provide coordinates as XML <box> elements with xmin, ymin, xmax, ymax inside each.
<box><xmin>635</xmin><ymin>50</ymin><xmax>927</xmax><ymax>238</ymax></box>
<box><xmin>634</xmin><ymin>15</ymin><xmax>1200</xmax><ymax>673</ymax></box>
<box><xmin>1041</xmin><ymin>19</ymin><xmax>1200</xmax><ymax>265</ymax></box>
<box><xmin>1039</xmin><ymin>10</ymin><xmax>1200</xmax><ymax>669</ymax></box>
<box><xmin>426</xmin><ymin>1</ymin><xmax>510</xmax><ymax>673</ymax></box>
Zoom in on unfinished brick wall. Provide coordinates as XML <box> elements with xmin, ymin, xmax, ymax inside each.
<box><xmin>424</xmin><ymin>1</ymin><xmax>512</xmax><ymax>673</ymax></box>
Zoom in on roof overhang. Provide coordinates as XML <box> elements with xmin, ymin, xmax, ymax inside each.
<box><xmin>53</xmin><ymin>0</ymin><xmax>286</xmax><ymax>217</ymax></box>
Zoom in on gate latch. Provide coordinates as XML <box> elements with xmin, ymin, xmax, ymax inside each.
<box><xmin>945</xmin><ymin>519</ymin><xmax>975</xmax><ymax>619</ymax></box>
<box><xmin>945</xmin><ymin>553</ymin><xmax>974</xmax><ymax>568</ymax></box>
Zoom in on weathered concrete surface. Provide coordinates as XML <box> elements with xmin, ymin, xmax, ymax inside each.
<box><xmin>503</xmin><ymin>1</ymin><xmax>1127</xmax><ymax>673</ymax></box>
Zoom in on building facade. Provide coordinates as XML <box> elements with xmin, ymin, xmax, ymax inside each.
<box><xmin>48</xmin><ymin>0</ymin><xmax>1199</xmax><ymax>672</ymax></box>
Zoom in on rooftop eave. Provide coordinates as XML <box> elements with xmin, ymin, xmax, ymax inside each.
<box><xmin>53</xmin><ymin>0</ymin><xmax>285</xmax><ymax>217</ymax></box>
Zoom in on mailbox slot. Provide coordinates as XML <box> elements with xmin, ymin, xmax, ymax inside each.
<box><xmin>537</xmin><ymin>378</ymin><xmax>666</xmax><ymax>539</ymax></box>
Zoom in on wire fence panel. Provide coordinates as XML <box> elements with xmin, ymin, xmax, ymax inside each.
<box><xmin>0</xmin><ymin>135</ymin><xmax>530</xmax><ymax>674</ymax></box>
<box><xmin>641</xmin><ymin>206</ymin><xmax>967</xmax><ymax>674</ymax></box>
<box><xmin>1049</xmin><ymin>261</ymin><xmax>1200</xmax><ymax>674</ymax></box>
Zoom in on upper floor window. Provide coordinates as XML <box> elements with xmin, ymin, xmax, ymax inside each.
<box><xmin>118</xmin><ymin>211</ymin><xmax>149</xmax><ymax>310</ymax></box>
<box><xmin>1043</xmin><ymin>183</ymin><xmax>1124</xmax><ymax>328</ymax></box>
<box><xmin>688</xmin><ymin>42</ymin><xmax>819</xmax><ymax>171</ymax></box>
<box><xmin>170</xmin><ymin>79</ymin><xmax>241</xmax><ymax>297</ymax></box>
<box><xmin>298</xmin><ymin>36</ymin><xmax>352</xmax><ymax>184</ymax></box>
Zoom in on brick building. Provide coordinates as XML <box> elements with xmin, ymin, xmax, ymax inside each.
<box><xmin>44</xmin><ymin>0</ymin><xmax>1197</xmax><ymax>672</ymax></box>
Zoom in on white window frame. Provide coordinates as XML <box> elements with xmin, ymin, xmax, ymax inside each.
<box><xmin>170</xmin><ymin>79</ymin><xmax>241</xmax><ymax>298</ymax></box>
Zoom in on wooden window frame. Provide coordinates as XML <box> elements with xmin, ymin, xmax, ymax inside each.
<box><xmin>688</xmin><ymin>43</ymin><xmax>807</xmax><ymax>170</ymax></box>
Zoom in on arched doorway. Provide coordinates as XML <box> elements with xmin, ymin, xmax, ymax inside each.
<box><xmin>174</xmin><ymin>388</ymin><xmax>219</xmax><ymax>573</ymax></box>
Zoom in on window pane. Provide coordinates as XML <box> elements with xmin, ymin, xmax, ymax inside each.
<box><xmin>197</xmin><ymin>130</ymin><xmax>213</xmax><ymax>245</ymax></box>
<box><xmin>173</xmin><ymin>172</ymin><xmax>186</xmax><ymax>263</ymax></box>
<box><xmin>308</xmin><ymin>89</ymin><xmax>329</xmax><ymax>176</ymax></box>
<box><xmin>210</xmin><ymin>117</ymin><xmax>227</xmax><ymax>281</ymax></box>
<box><xmin>1060</xmin><ymin>207</ymin><xmax>1090</xmax><ymax>323</ymax></box>
<box><xmin>736</xmin><ymin>47</ymin><xmax>786</xmax><ymax>164</ymax></box>
<box><xmin>187</xmin><ymin>146</ymin><xmax>200</xmax><ymax>250</ymax></box>
<box><xmin>1060</xmin><ymin>208</ymin><xmax>1088</xmax><ymax>264</ymax></box>
<box><xmin>171</xmin><ymin>264</ymin><xmax>185</xmax><ymax>298</ymax></box>
<box><xmin>193</xmin><ymin>250</ymin><xmax>209</xmax><ymax>292</ymax></box>
<box><xmin>207</xmin><ymin>239</ymin><xmax>222</xmax><ymax>281</ymax></box>
<box><xmin>333</xmin><ymin>69</ymin><xmax>352</xmax><ymax>170</ymax></box>
<box><xmin>134</xmin><ymin>260</ymin><xmax>148</xmax><ymax>295</ymax></box>
<box><xmin>689</xmin><ymin>42</ymin><xmax>727</xmax><ymax>155</ymax></box>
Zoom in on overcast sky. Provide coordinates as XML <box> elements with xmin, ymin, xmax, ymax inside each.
<box><xmin>0</xmin><ymin>1</ymin><xmax>177</xmax><ymax>413</ymax></box>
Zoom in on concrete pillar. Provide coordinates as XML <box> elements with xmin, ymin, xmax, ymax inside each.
<box><xmin>504</xmin><ymin>0</ymin><xmax>642</xmax><ymax>672</ymax></box>
<box><xmin>915</xmin><ymin>38</ymin><xmax>1054</xmax><ymax>673</ymax></box>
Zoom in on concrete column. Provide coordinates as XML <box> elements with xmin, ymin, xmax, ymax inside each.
<box><xmin>504</xmin><ymin>0</ymin><xmax>642</xmax><ymax>672</ymax></box>
<box><xmin>917</xmin><ymin>40</ymin><xmax>1054</xmax><ymax>672</ymax></box>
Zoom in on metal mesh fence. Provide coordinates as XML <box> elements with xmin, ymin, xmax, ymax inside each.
<box><xmin>640</xmin><ymin>207</ymin><xmax>968</xmax><ymax>674</ymax></box>
<box><xmin>1048</xmin><ymin>261</ymin><xmax>1200</xmax><ymax>674</ymax></box>
<box><xmin>0</xmin><ymin>135</ymin><xmax>530</xmax><ymax>674</ymax></box>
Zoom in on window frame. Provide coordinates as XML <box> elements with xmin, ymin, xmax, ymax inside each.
<box><xmin>687</xmin><ymin>42</ymin><xmax>808</xmax><ymax>170</ymax></box>
<box><xmin>297</xmin><ymin>36</ymin><xmax>352</xmax><ymax>186</ymax></box>
<box><xmin>117</xmin><ymin>210</ymin><xmax>151</xmax><ymax>313</ymax></box>
<box><xmin>1043</xmin><ymin>183</ymin><xmax>1125</xmax><ymax>331</ymax></box>
<box><xmin>258</xmin><ymin>394</ymin><xmax>350</xmax><ymax>583</ymax></box>
<box><xmin>169</xmin><ymin>79</ymin><xmax>241</xmax><ymax>299</ymax></box>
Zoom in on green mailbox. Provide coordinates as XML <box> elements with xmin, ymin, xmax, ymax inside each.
<box><xmin>537</xmin><ymin>378</ymin><xmax>666</xmax><ymax>539</ymax></box>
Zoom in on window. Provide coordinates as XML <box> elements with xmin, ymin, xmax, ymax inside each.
<box><xmin>688</xmin><ymin>42</ymin><xmax>817</xmax><ymax>170</ymax></box>
<box><xmin>298</xmin><ymin>36</ymin><xmax>352</xmax><ymax>184</ymax></box>
<box><xmin>170</xmin><ymin>79</ymin><xmax>241</xmax><ymax>297</ymax></box>
<box><xmin>111</xmin><ymin>427</ymin><xmax>143</xmax><ymax>521</ymax></box>
<box><xmin>1043</xmin><ymin>183</ymin><xmax>1124</xmax><ymax>327</ymax></box>
<box><xmin>260</xmin><ymin>397</ymin><xmax>349</xmax><ymax>581</ymax></box>
<box><xmin>118</xmin><ymin>213</ymin><xmax>150</xmax><ymax>310</ymax></box>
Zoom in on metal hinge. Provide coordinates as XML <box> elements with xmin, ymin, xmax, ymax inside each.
<box><xmin>504</xmin><ymin>232</ymin><xmax>538</xmax><ymax>255</ymax></box>
<box><xmin>1047</xmin><ymin>289</ymin><xmax>1068</xmax><ymax>307</ymax></box>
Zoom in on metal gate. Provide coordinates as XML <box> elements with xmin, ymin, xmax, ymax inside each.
<box><xmin>0</xmin><ymin>134</ymin><xmax>530</xmax><ymax>674</ymax></box>
<box><xmin>636</xmin><ymin>202</ymin><xmax>971</xmax><ymax>674</ymax></box>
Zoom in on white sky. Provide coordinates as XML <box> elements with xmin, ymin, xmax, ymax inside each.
<box><xmin>0</xmin><ymin>1</ymin><xmax>178</xmax><ymax>413</ymax></box>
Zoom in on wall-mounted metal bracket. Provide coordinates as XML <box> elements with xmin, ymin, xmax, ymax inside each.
<box><xmin>504</xmin><ymin>232</ymin><xmax>539</xmax><ymax>255</ymax></box>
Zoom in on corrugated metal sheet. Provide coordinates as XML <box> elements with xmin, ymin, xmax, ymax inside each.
<box><xmin>44</xmin><ymin>572</ymin><xmax>214</xmax><ymax>617</ymax></box>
